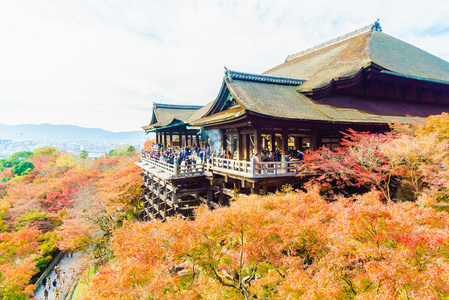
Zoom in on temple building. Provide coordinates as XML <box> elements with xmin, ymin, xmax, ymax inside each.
<box><xmin>138</xmin><ymin>21</ymin><xmax>449</xmax><ymax>220</ymax></box>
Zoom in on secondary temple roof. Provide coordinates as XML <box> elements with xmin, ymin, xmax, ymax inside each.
<box><xmin>142</xmin><ymin>103</ymin><xmax>203</xmax><ymax>131</ymax></box>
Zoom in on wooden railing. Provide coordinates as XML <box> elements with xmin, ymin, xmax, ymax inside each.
<box><xmin>206</xmin><ymin>157</ymin><xmax>301</xmax><ymax>178</ymax></box>
<box><xmin>252</xmin><ymin>161</ymin><xmax>301</xmax><ymax>177</ymax></box>
<box><xmin>178</xmin><ymin>163</ymin><xmax>205</xmax><ymax>176</ymax></box>
<box><xmin>141</xmin><ymin>157</ymin><xmax>175</xmax><ymax>175</ymax></box>
<box><xmin>141</xmin><ymin>156</ymin><xmax>205</xmax><ymax>178</ymax></box>
<box><xmin>141</xmin><ymin>154</ymin><xmax>301</xmax><ymax>179</ymax></box>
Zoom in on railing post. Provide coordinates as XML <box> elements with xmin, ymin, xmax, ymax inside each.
<box><xmin>251</xmin><ymin>161</ymin><xmax>255</xmax><ymax>177</ymax></box>
<box><xmin>174</xmin><ymin>157</ymin><xmax>179</xmax><ymax>177</ymax></box>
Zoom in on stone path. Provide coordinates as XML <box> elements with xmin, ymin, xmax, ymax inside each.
<box><xmin>33</xmin><ymin>252</ymin><xmax>81</xmax><ymax>300</ymax></box>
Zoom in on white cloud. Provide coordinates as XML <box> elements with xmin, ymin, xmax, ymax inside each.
<box><xmin>0</xmin><ymin>0</ymin><xmax>448</xmax><ymax>132</ymax></box>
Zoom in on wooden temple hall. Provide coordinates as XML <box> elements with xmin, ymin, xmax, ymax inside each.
<box><xmin>137</xmin><ymin>21</ymin><xmax>449</xmax><ymax>220</ymax></box>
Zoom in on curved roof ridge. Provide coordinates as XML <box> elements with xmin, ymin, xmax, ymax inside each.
<box><xmin>224</xmin><ymin>68</ymin><xmax>306</xmax><ymax>86</ymax></box>
<box><xmin>285</xmin><ymin>22</ymin><xmax>379</xmax><ymax>62</ymax></box>
<box><xmin>153</xmin><ymin>103</ymin><xmax>203</xmax><ymax>110</ymax></box>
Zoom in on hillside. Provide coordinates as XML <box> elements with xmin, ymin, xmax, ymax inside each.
<box><xmin>0</xmin><ymin>123</ymin><xmax>147</xmax><ymax>140</ymax></box>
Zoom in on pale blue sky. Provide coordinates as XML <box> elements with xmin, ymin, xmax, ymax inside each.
<box><xmin>1</xmin><ymin>0</ymin><xmax>448</xmax><ymax>132</ymax></box>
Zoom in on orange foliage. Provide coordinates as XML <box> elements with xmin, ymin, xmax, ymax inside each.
<box><xmin>0</xmin><ymin>148</ymin><xmax>144</xmax><ymax>296</ymax></box>
<box><xmin>0</xmin><ymin>228</ymin><xmax>40</xmax><ymax>299</ymax></box>
<box><xmin>83</xmin><ymin>189</ymin><xmax>449</xmax><ymax>299</ymax></box>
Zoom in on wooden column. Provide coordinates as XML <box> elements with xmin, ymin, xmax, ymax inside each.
<box><xmin>207</xmin><ymin>185</ymin><xmax>213</xmax><ymax>206</ymax></box>
<box><xmin>295</xmin><ymin>136</ymin><xmax>301</xmax><ymax>150</ymax></box>
<box><xmin>181</xmin><ymin>131</ymin><xmax>186</xmax><ymax>148</ymax></box>
<box><xmin>245</xmin><ymin>135</ymin><xmax>250</xmax><ymax>160</ymax></box>
<box><xmin>219</xmin><ymin>184</ymin><xmax>225</xmax><ymax>206</ymax></box>
<box><xmin>190</xmin><ymin>134</ymin><xmax>193</xmax><ymax>146</ymax></box>
<box><xmin>270</xmin><ymin>133</ymin><xmax>276</xmax><ymax>151</ymax></box>
<box><xmin>237</xmin><ymin>130</ymin><xmax>243</xmax><ymax>160</ymax></box>
<box><xmin>311</xmin><ymin>130</ymin><xmax>318</xmax><ymax>151</ymax></box>
<box><xmin>169</xmin><ymin>132</ymin><xmax>173</xmax><ymax>147</ymax></box>
<box><xmin>251</xmin><ymin>183</ymin><xmax>260</xmax><ymax>195</ymax></box>
<box><xmin>221</xmin><ymin>130</ymin><xmax>227</xmax><ymax>156</ymax></box>
<box><xmin>254</xmin><ymin>128</ymin><xmax>262</xmax><ymax>155</ymax></box>
<box><xmin>281</xmin><ymin>131</ymin><xmax>288</xmax><ymax>161</ymax></box>
<box><xmin>163</xmin><ymin>132</ymin><xmax>167</xmax><ymax>148</ymax></box>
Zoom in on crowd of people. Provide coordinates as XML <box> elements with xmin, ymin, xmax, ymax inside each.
<box><xmin>40</xmin><ymin>252</ymin><xmax>75</xmax><ymax>300</ymax></box>
<box><xmin>253</xmin><ymin>149</ymin><xmax>305</xmax><ymax>162</ymax></box>
<box><xmin>142</xmin><ymin>144</ymin><xmax>211</xmax><ymax>166</ymax></box>
<box><xmin>143</xmin><ymin>144</ymin><xmax>305</xmax><ymax>166</ymax></box>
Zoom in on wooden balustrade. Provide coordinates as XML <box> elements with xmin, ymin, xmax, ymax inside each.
<box><xmin>141</xmin><ymin>154</ymin><xmax>301</xmax><ymax>179</ymax></box>
<box><xmin>206</xmin><ymin>157</ymin><xmax>301</xmax><ymax>178</ymax></box>
<box><xmin>141</xmin><ymin>157</ymin><xmax>175</xmax><ymax>175</ymax></box>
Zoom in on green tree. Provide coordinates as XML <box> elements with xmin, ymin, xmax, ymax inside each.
<box><xmin>11</xmin><ymin>161</ymin><xmax>34</xmax><ymax>176</ymax></box>
<box><xmin>0</xmin><ymin>151</ymin><xmax>33</xmax><ymax>171</ymax></box>
<box><xmin>80</xmin><ymin>150</ymin><xmax>89</xmax><ymax>159</ymax></box>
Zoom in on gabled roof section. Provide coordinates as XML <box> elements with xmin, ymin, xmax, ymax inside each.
<box><xmin>199</xmin><ymin>69</ymin><xmax>307</xmax><ymax>119</ymax></box>
<box><xmin>264</xmin><ymin>21</ymin><xmax>449</xmax><ymax>92</ymax></box>
<box><xmin>192</xmin><ymin>77</ymin><xmax>442</xmax><ymax>127</ymax></box>
<box><xmin>142</xmin><ymin>103</ymin><xmax>202</xmax><ymax>131</ymax></box>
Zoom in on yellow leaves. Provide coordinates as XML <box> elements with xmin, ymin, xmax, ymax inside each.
<box><xmin>55</xmin><ymin>152</ymin><xmax>76</xmax><ymax>167</ymax></box>
<box><xmin>417</xmin><ymin>112</ymin><xmax>449</xmax><ymax>140</ymax></box>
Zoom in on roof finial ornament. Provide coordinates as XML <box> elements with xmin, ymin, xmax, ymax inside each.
<box><xmin>372</xmin><ymin>19</ymin><xmax>382</xmax><ymax>32</ymax></box>
<box><xmin>224</xmin><ymin>66</ymin><xmax>233</xmax><ymax>82</ymax></box>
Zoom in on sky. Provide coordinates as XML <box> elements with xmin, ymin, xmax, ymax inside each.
<box><xmin>1</xmin><ymin>0</ymin><xmax>449</xmax><ymax>132</ymax></box>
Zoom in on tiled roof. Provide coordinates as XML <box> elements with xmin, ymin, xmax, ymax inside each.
<box><xmin>226</xmin><ymin>79</ymin><xmax>438</xmax><ymax>123</ymax></box>
<box><xmin>264</xmin><ymin>24</ymin><xmax>449</xmax><ymax>91</ymax></box>
<box><xmin>142</xmin><ymin>103</ymin><xmax>202</xmax><ymax>131</ymax></box>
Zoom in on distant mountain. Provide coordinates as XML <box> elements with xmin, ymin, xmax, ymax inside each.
<box><xmin>0</xmin><ymin>123</ymin><xmax>149</xmax><ymax>140</ymax></box>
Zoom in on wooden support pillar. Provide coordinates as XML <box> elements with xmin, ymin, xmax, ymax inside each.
<box><xmin>254</xmin><ymin>129</ymin><xmax>262</xmax><ymax>156</ymax></box>
<box><xmin>164</xmin><ymin>132</ymin><xmax>167</xmax><ymax>149</ymax></box>
<box><xmin>311</xmin><ymin>130</ymin><xmax>318</xmax><ymax>151</ymax></box>
<box><xmin>181</xmin><ymin>131</ymin><xmax>186</xmax><ymax>148</ymax></box>
<box><xmin>251</xmin><ymin>183</ymin><xmax>260</xmax><ymax>195</ymax></box>
<box><xmin>221</xmin><ymin>130</ymin><xmax>226</xmax><ymax>156</ymax></box>
<box><xmin>233</xmin><ymin>181</ymin><xmax>241</xmax><ymax>193</ymax></box>
<box><xmin>237</xmin><ymin>130</ymin><xmax>243</xmax><ymax>160</ymax></box>
<box><xmin>295</xmin><ymin>136</ymin><xmax>301</xmax><ymax>150</ymax></box>
<box><xmin>219</xmin><ymin>184</ymin><xmax>225</xmax><ymax>206</ymax></box>
<box><xmin>245</xmin><ymin>134</ymin><xmax>251</xmax><ymax>161</ymax></box>
<box><xmin>262</xmin><ymin>185</ymin><xmax>268</xmax><ymax>195</ymax></box>
<box><xmin>270</xmin><ymin>133</ymin><xmax>276</xmax><ymax>151</ymax></box>
<box><xmin>169</xmin><ymin>132</ymin><xmax>173</xmax><ymax>147</ymax></box>
<box><xmin>207</xmin><ymin>186</ymin><xmax>213</xmax><ymax>206</ymax></box>
<box><xmin>190</xmin><ymin>134</ymin><xmax>193</xmax><ymax>146</ymax></box>
<box><xmin>281</xmin><ymin>131</ymin><xmax>288</xmax><ymax>161</ymax></box>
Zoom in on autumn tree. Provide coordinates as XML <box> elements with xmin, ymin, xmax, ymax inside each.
<box><xmin>0</xmin><ymin>227</ymin><xmax>40</xmax><ymax>299</ymax></box>
<box><xmin>81</xmin><ymin>188</ymin><xmax>449</xmax><ymax>299</ymax></box>
<box><xmin>57</xmin><ymin>154</ymin><xmax>142</xmax><ymax>265</ymax></box>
